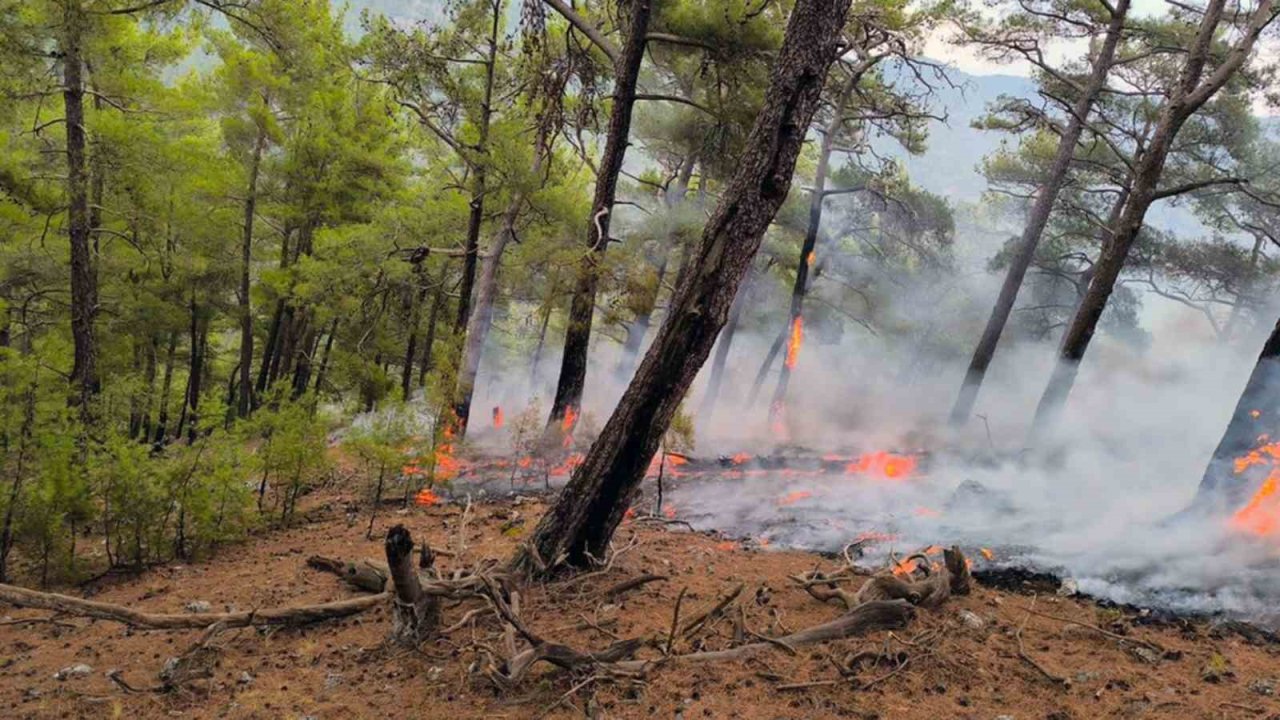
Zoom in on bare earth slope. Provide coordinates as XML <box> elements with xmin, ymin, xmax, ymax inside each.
<box><xmin>2</xmin><ymin>492</ymin><xmax>1279</xmax><ymax>719</ymax></box>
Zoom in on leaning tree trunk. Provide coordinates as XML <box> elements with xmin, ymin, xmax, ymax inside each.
<box><xmin>545</xmin><ymin>0</ymin><xmax>653</xmax><ymax>432</ymax></box>
<box><xmin>238</xmin><ymin>123</ymin><xmax>267</xmax><ymax>418</ymax></box>
<box><xmin>948</xmin><ymin>0</ymin><xmax>1130</xmax><ymax>428</ymax></box>
<box><xmin>511</xmin><ymin>0</ymin><xmax>852</xmax><ymax>578</ymax></box>
<box><xmin>1028</xmin><ymin>0</ymin><xmax>1274</xmax><ymax>439</ymax></box>
<box><xmin>63</xmin><ymin>0</ymin><xmax>99</xmax><ymax>410</ymax></box>
<box><xmin>454</xmin><ymin>2</ymin><xmax>501</xmax><ymax>334</ymax></box>
<box><xmin>1190</xmin><ymin>315</ymin><xmax>1280</xmax><ymax>514</ymax></box>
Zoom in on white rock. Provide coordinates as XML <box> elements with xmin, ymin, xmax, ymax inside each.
<box><xmin>184</xmin><ymin>600</ymin><xmax>212</xmax><ymax>614</ymax></box>
<box><xmin>54</xmin><ymin>664</ymin><xmax>93</xmax><ymax>681</ymax></box>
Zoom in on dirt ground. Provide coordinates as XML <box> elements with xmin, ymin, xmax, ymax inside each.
<box><xmin>3</xmin><ymin>489</ymin><xmax>1280</xmax><ymax>720</ymax></box>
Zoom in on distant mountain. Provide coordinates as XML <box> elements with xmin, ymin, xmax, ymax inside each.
<box><xmin>884</xmin><ymin>67</ymin><xmax>1037</xmax><ymax>203</ymax></box>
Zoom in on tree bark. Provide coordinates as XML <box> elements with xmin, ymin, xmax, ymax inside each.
<box><xmin>698</xmin><ymin>268</ymin><xmax>753</xmax><ymax>422</ymax></box>
<box><xmin>62</xmin><ymin>0</ymin><xmax>99</xmax><ymax>409</ymax></box>
<box><xmin>152</xmin><ymin>331</ymin><xmax>178</xmax><ymax>447</ymax></box>
<box><xmin>768</xmin><ymin>64</ymin><xmax>864</xmax><ymax>415</ymax></box>
<box><xmin>1029</xmin><ymin>0</ymin><xmax>1276</xmax><ymax>438</ymax></box>
<box><xmin>454</xmin><ymin>127</ymin><xmax>553</xmax><ymax>436</ymax></box>
<box><xmin>511</xmin><ymin>0</ymin><xmax>852</xmax><ymax>577</ymax></box>
<box><xmin>313</xmin><ymin>318</ymin><xmax>338</xmax><ymax>398</ymax></box>
<box><xmin>1191</xmin><ymin>315</ymin><xmax>1280</xmax><ymax>513</ymax></box>
<box><xmin>454</xmin><ymin>0</ymin><xmax>502</xmax><ymax>334</ymax></box>
<box><xmin>418</xmin><ymin>267</ymin><xmax>446</xmax><ymax>388</ymax></box>
<box><xmin>546</xmin><ymin>0</ymin><xmax>653</xmax><ymax>431</ymax></box>
<box><xmin>385</xmin><ymin>524</ymin><xmax>439</xmax><ymax>645</ymax></box>
<box><xmin>948</xmin><ymin>0</ymin><xmax>1130</xmax><ymax>427</ymax></box>
<box><xmin>238</xmin><ymin>123</ymin><xmax>268</xmax><ymax>417</ymax></box>
<box><xmin>401</xmin><ymin>278</ymin><xmax>426</xmax><ymax>401</ymax></box>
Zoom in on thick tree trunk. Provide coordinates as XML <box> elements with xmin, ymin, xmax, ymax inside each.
<box><xmin>511</xmin><ymin>0</ymin><xmax>851</xmax><ymax>577</ymax></box>
<box><xmin>1028</xmin><ymin>0</ymin><xmax>1274</xmax><ymax>438</ymax></box>
<box><xmin>546</xmin><ymin>0</ymin><xmax>653</xmax><ymax>431</ymax></box>
<box><xmin>1191</xmin><ymin>315</ymin><xmax>1280</xmax><ymax>513</ymax></box>
<box><xmin>63</xmin><ymin>1</ymin><xmax>99</xmax><ymax>409</ymax></box>
<box><xmin>238</xmin><ymin>124</ymin><xmax>267</xmax><ymax>417</ymax></box>
<box><xmin>454</xmin><ymin>2</ymin><xmax>501</xmax><ymax>334</ymax></box>
<box><xmin>948</xmin><ymin>0</ymin><xmax>1130</xmax><ymax>427</ymax></box>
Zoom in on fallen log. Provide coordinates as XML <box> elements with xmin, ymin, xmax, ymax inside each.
<box><xmin>613</xmin><ymin>599</ymin><xmax>914</xmax><ymax>671</ymax></box>
<box><xmin>0</xmin><ymin>582</ymin><xmax>388</xmax><ymax>630</ymax></box>
<box><xmin>306</xmin><ymin>555</ymin><xmax>388</xmax><ymax>593</ymax></box>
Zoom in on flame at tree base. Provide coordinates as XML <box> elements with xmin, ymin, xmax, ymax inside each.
<box><xmin>1229</xmin><ymin>436</ymin><xmax>1280</xmax><ymax>536</ymax></box>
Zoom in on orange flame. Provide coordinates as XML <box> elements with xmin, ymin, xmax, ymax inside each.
<box><xmin>715</xmin><ymin>541</ymin><xmax>736</xmax><ymax>551</ymax></box>
<box><xmin>807</xmin><ymin>251</ymin><xmax>816</xmax><ymax>267</ymax></box>
<box><xmin>414</xmin><ymin>489</ymin><xmax>440</xmax><ymax>506</ymax></box>
<box><xmin>561</xmin><ymin>406</ymin><xmax>579</xmax><ymax>448</ymax></box>
<box><xmin>980</xmin><ymin>547</ymin><xmax>995</xmax><ymax>561</ymax></box>
<box><xmin>1229</xmin><ymin>437</ymin><xmax>1280</xmax><ymax>536</ymax></box>
<box><xmin>492</xmin><ymin>406</ymin><xmax>504</xmax><ymax>429</ymax></box>
<box><xmin>913</xmin><ymin>506</ymin><xmax>941</xmax><ymax>518</ymax></box>
<box><xmin>730</xmin><ymin>452</ymin><xmax>752</xmax><ymax>465</ymax></box>
<box><xmin>784</xmin><ymin>316</ymin><xmax>803</xmax><ymax>370</ymax></box>
<box><xmin>845</xmin><ymin>451</ymin><xmax>918</xmax><ymax>480</ymax></box>
<box><xmin>776</xmin><ymin>490</ymin><xmax>812</xmax><ymax>506</ymax></box>
<box><xmin>1251</xmin><ymin>409</ymin><xmax>1262</xmax><ymax>419</ymax></box>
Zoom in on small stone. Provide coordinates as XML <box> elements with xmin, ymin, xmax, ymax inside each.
<box><xmin>324</xmin><ymin>672</ymin><xmax>344</xmax><ymax>689</ymax></box>
<box><xmin>1249</xmin><ymin>678</ymin><xmax>1276</xmax><ymax>696</ymax></box>
<box><xmin>54</xmin><ymin>664</ymin><xmax>93</xmax><ymax>681</ymax></box>
<box><xmin>1130</xmin><ymin>646</ymin><xmax>1161</xmax><ymax>665</ymax></box>
<box><xmin>958</xmin><ymin>610</ymin><xmax>985</xmax><ymax>630</ymax></box>
<box><xmin>238</xmin><ymin>671</ymin><xmax>255</xmax><ymax>685</ymax></box>
<box><xmin>184</xmin><ymin>601</ymin><xmax>212</xmax><ymax>614</ymax></box>
<box><xmin>1057</xmin><ymin>578</ymin><xmax>1078</xmax><ymax>597</ymax></box>
<box><xmin>1074</xmin><ymin>671</ymin><xmax>1100</xmax><ymax>683</ymax></box>
<box><xmin>995</xmin><ymin>715</ymin><xmax>1015</xmax><ymax>720</ymax></box>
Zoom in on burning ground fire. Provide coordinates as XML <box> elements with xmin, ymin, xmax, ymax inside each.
<box><xmin>1229</xmin><ymin>433</ymin><xmax>1280</xmax><ymax>537</ymax></box>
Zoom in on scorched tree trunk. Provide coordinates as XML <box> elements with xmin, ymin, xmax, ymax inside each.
<box><xmin>511</xmin><ymin>0</ymin><xmax>853</xmax><ymax>579</ymax></box>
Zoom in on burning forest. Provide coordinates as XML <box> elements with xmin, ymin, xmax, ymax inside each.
<box><xmin>4</xmin><ymin>0</ymin><xmax>1280</xmax><ymax>717</ymax></box>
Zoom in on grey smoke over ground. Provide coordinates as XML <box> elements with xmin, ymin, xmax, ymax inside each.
<box><xmin>455</xmin><ymin>190</ymin><xmax>1280</xmax><ymax>623</ymax></box>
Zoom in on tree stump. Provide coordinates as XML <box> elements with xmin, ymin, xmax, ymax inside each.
<box><xmin>385</xmin><ymin>524</ymin><xmax>440</xmax><ymax>646</ymax></box>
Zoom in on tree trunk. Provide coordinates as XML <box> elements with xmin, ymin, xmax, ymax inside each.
<box><xmin>313</xmin><ymin>318</ymin><xmax>338</xmax><ymax>397</ymax></box>
<box><xmin>747</xmin><ymin>327</ymin><xmax>786</xmax><ymax>407</ymax></box>
<box><xmin>384</xmin><ymin>524</ymin><xmax>439</xmax><ymax>646</ymax></box>
<box><xmin>238</xmin><ymin>124</ymin><xmax>267</xmax><ymax>417</ymax></box>
<box><xmin>768</xmin><ymin>64</ymin><xmax>864</xmax><ymax>415</ymax></box>
<box><xmin>256</xmin><ymin>300</ymin><xmax>284</xmax><ymax>400</ymax></box>
<box><xmin>418</xmin><ymin>268</ymin><xmax>446</xmax><ymax>388</ymax></box>
<box><xmin>1191</xmin><ymin>315</ymin><xmax>1280</xmax><ymax>513</ymax></box>
<box><xmin>698</xmin><ymin>268</ymin><xmax>753</xmax><ymax>422</ymax></box>
<box><xmin>511</xmin><ymin>0</ymin><xmax>851</xmax><ymax>577</ymax></box>
<box><xmin>0</xmin><ymin>386</ymin><xmax>36</xmax><ymax>583</ymax></box>
<box><xmin>1028</xmin><ymin>0</ymin><xmax>1274</xmax><ymax>439</ymax></box>
<box><xmin>401</xmin><ymin>279</ymin><xmax>426</xmax><ymax>401</ymax></box>
<box><xmin>152</xmin><ymin>331</ymin><xmax>178</xmax><ymax>447</ymax></box>
<box><xmin>529</xmin><ymin>274</ymin><xmax>558</xmax><ymax>387</ymax></box>
<box><xmin>62</xmin><ymin>0</ymin><xmax>99</xmax><ymax>409</ymax></box>
<box><xmin>948</xmin><ymin>0</ymin><xmax>1130</xmax><ymax>427</ymax></box>
<box><xmin>454</xmin><ymin>126</ymin><xmax>552</xmax><ymax>436</ymax></box>
<box><xmin>454</xmin><ymin>1</ymin><xmax>501</xmax><ymax>334</ymax></box>
<box><xmin>545</xmin><ymin>0</ymin><xmax>653</xmax><ymax>431</ymax></box>
<box><xmin>178</xmin><ymin>300</ymin><xmax>209</xmax><ymax>444</ymax></box>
